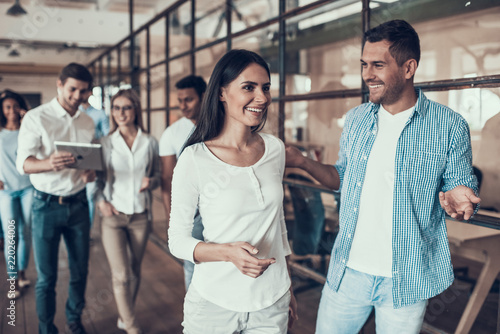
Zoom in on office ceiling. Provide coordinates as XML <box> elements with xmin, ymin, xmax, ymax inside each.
<box><xmin>0</xmin><ymin>0</ymin><xmax>177</xmax><ymax>74</ymax></box>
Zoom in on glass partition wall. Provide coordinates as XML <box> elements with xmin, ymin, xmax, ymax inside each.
<box><xmin>88</xmin><ymin>1</ymin><xmax>500</xmax><ymax>329</ymax></box>
<box><xmin>88</xmin><ymin>0</ymin><xmax>500</xmax><ymax>172</ymax></box>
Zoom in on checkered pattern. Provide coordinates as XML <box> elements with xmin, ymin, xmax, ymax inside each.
<box><xmin>326</xmin><ymin>89</ymin><xmax>478</xmax><ymax>308</ymax></box>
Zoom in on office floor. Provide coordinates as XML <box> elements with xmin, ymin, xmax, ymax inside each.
<box><xmin>0</xmin><ymin>191</ymin><xmax>497</xmax><ymax>333</ymax></box>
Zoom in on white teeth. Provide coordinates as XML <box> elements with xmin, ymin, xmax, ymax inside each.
<box><xmin>246</xmin><ymin>107</ymin><xmax>263</xmax><ymax>112</ymax></box>
<box><xmin>369</xmin><ymin>84</ymin><xmax>383</xmax><ymax>88</ymax></box>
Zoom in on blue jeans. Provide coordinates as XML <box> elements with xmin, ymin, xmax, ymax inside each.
<box><xmin>316</xmin><ymin>268</ymin><xmax>427</xmax><ymax>334</ymax></box>
<box><xmin>0</xmin><ymin>186</ymin><xmax>34</xmax><ymax>277</ymax></box>
<box><xmin>183</xmin><ymin>213</ymin><xmax>204</xmax><ymax>290</ymax></box>
<box><xmin>32</xmin><ymin>190</ymin><xmax>90</xmax><ymax>334</ymax></box>
<box><xmin>85</xmin><ymin>181</ymin><xmax>96</xmax><ymax>229</ymax></box>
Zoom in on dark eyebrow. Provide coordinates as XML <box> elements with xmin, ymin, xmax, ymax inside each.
<box><xmin>240</xmin><ymin>81</ymin><xmax>271</xmax><ymax>86</ymax></box>
<box><xmin>360</xmin><ymin>59</ymin><xmax>386</xmax><ymax>65</ymax></box>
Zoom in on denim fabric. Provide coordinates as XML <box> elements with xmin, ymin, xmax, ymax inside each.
<box><xmin>0</xmin><ymin>186</ymin><xmax>34</xmax><ymax>277</ymax></box>
<box><xmin>316</xmin><ymin>268</ymin><xmax>427</xmax><ymax>334</ymax></box>
<box><xmin>31</xmin><ymin>190</ymin><xmax>90</xmax><ymax>334</ymax></box>
<box><xmin>183</xmin><ymin>213</ymin><xmax>204</xmax><ymax>290</ymax></box>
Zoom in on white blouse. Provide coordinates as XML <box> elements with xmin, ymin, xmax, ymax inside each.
<box><xmin>108</xmin><ymin>129</ymin><xmax>149</xmax><ymax>214</ymax></box>
<box><xmin>168</xmin><ymin>133</ymin><xmax>291</xmax><ymax>312</ymax></box>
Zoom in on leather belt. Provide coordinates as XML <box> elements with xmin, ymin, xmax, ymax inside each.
<box><xmin>33</xmin><ymin>189</ymin><xmax>87</xmax><ymax>205</ymax></box>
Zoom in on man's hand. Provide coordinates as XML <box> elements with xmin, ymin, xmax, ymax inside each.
<box><xmin>48</xmin><ymin>151</ymin><xmax>75</xmax><ymax>171</ymax></box>
<box><xmin>139</xmin><ymin>177</ymin><xmax>151</xmax><ymax>192</ymax></box>
<box><xmin>285</xmin><ymin>145</ymin><xmax>306</xmax><ymax>168</ymax></box>
<box><xmin>81</xmin><ymin>170</ymin><xmax>96</xmax><ymax>183</ymax></box>
<box><xmin>0</xmin><ymin>180</ymin><xmax>4</xmax><ymax>190</ymax></box>
<box><xmin>226</xmin><ymin>242</ymin><xmax>276</xmax><ymax>278</ymax></box>
<box><xmin>439</xmin><ymin>185</ymin><xmax>481</xmax><ymax>221</ymax></box>
<box><xmin>97</xmin><ymin>200</ymin><xmax>119</xmax><ymax>217</ymax></box>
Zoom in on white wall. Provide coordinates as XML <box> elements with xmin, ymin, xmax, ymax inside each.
<box><xmin>1</xmin><ymin>74</ymin><xmax>58</xmax><ymax>105</ymax></box>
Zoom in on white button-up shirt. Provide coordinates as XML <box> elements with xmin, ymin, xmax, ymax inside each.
<box><xmin>16</xmin><ymin>98</ymin><xmax>95</xmax><ymax>196</ymax></box>
<box><xmin>108</xmin><ymin>129</ymin><xmax>148</xmax><ymax>214</ymax></box>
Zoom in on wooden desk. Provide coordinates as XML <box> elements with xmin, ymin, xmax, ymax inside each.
<box><xmin>447</xmin><ymin>211</ymin><xmax>500</xmax><ymax>334</ymax></box>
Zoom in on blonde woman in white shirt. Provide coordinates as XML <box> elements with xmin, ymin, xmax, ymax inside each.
<box><xmin>168</xmin><ymin>49</ymin><xmax>298</xmax><ymax>333</ymax></box>
<box><xmin>95</xmin><ymin>89</ymin><xmax>161</xmax><ymax>334</ymax></box>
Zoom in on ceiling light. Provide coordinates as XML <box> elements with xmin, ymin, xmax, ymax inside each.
<box><xmin>8</xmin><ymin>48</ymin><xmax>20</xmax><ymax>57</ymax></box>
<box><xmin>6</xmin><ymin>0</ymin><xmax>27</xmax><ymax>16</ymax></box>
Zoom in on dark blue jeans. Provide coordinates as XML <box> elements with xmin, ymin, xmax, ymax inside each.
<box><xmin>32</xmin><ymin>190</ymin><xmax>90</xmax><ymax>334</ymax></box>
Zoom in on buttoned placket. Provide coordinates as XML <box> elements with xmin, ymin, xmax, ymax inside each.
<box><xmin>246</xmin><ymin>167</ymin><xmax>265</xmax><ymax>208</ymax></box>
<box><xmin>68</xmin><ymin>115</ymin><xmax>77</xmax><ymax>142</ymax></box>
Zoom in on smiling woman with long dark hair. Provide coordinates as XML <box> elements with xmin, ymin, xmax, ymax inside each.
<box><xmin>168</xmin><ymin>49</ymin><xmax>297</xmax><ymax>333</ymax></box>
<box><xmin>0</xmin><ymin>90</ymin><xmax>33</xmax><ymax>299</ymax></box>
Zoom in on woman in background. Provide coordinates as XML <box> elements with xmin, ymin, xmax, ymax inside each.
<box><xmin>95</xmin><ymin>89</ymin><xmax>161</xmax><ymax>334</ymax></box>
<box><xmin>169</xmin><ymin>49</ymin><xmax>298</xmax><ymax>333</ymax></box>
<box><xmin>0</xmin><ymin>90</ymin><xmax>33</xmax><ymax>299</ymax></box>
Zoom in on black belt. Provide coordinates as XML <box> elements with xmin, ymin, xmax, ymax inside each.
<box><xmin>33</xmin><ymin>189</ymin><xmax>87</xmax><ymax>205</ymax></box>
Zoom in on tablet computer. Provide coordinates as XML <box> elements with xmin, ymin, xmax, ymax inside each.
<box><xmin>54</xmin><ymin>141</ymin><xmax>104</xmax><ymax>171</ymax></box>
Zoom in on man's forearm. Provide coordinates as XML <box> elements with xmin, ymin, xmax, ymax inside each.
<box><xmin>23</xmin><ymin>156</ymin><xmax>53</xmax><ymax>174</ymax></box>
<box><xmin>301</xmin><ymin>158</ymin><xmax>340</xmax><ymax>190</ymax></box>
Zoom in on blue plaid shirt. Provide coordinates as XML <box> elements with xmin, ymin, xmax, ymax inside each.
<box><xmin>327</xmin><ymin>89</ymin><xmax>478</xmax><ymax>308</ymax></box>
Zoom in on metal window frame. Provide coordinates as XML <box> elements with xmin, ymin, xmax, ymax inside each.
<box><xmin>87</xmin><ymin>0</ymin><xmax>500</xmax><ymax>220</ymax></box>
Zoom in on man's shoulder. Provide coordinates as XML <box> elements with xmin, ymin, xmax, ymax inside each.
<box><xmin>161</xmin><ymin>117</ymin><xmax>193</xmax><ymax>138</ymax></box>
<box><xmin>423</xmin><ymin>98</ymin><xmax>466</xmax><ymax>124</ymax></box>
<box><xmin>344</xmin><ymin>102</ymin><xmax>373</xmax><ymax>124</ymax></box>
<box><xmin>23</xmin><ymin>101</ymin><xmax>53</xmax><ymax>123</ymax></box>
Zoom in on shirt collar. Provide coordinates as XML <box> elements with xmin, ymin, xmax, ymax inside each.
<box><xmin>111</xmin><ymin>127</ymin><xmax>142</xmax><ymax>141</ymax></box>
<box><xmin>50</xmin><ymin>98</ymin><xmax>83</xmax><ymax>119</ymax></box>
<box><xmin>368</xmin><ymin>88</ymin><xmax>426</xmax><ymax>118</ymax></box>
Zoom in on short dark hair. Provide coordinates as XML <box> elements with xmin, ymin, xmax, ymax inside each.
<box><xmin>185</xmin><ymin>49</ymin><xmax>270</xmax><ymax>149</ymax></box>
<box><xmin>363</xmin><ymin>19</ymin><xmax>420</xmax><ymax>66</ymax></box>
<box><xmin>175</xmin><ymin>75</ymin><xmax>207</xmax><ymax>99</ymax></box>
<box><xmin>0</xmin><ymin>90</ymin><xmax>29</xmax><ymax>127</ymax></box>
<box><xmin>59</xmin><ymin>62</ymin><xmax>93</xmax><ymax>89</ymax></box>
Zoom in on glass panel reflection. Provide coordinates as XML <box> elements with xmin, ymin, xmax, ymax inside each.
<box><xmin>150</xmin><ymin>17</ymin><xmax>166</xmax><ymax>65</ymax></box>
<box><xmin>195</xmin><ymin>42</ymin><xmax>226</xmax><ymax>81</ymax></box>
<box><xmin>169</xmin><ymin>1</ymin><xmax>192</xmax><ymax>57</ymax></box>
<box><xmin>232</xmin><ymin>24</ymin><xmax>280</xmax><ymax>93</ymax></box>
<box><xmin>285</xmin><ymin>97</ymin><xmax>361</xmax><ymax>164</ymax></box>
<box><xmin>150</xmin><ymin>64</ymin><xmax>166</xmax><ymax>110</ymax></box>
<box><xmin>370</xmin><ymin>0</ymin><xmax>500</xmax><ymax>82</ymax></box>
<box><xmin>285</xmin><ymin>1</ymin><xmax>363</xmax><ymax>95</ymax></box>
<box><xmin>231</xmin><ymin>0</ymin><xmax>278</xmax><ymax>34</ymax></box>
<box><xmin>195</xmin><ymin>0</ymin><xmax>226</xmax><ymax>47</ymax></box>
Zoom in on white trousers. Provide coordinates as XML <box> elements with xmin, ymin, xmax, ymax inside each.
<box><xmin>182</xmin><ymin>286</ymin><xmax>290</xmax><ymax>334</ymax></box>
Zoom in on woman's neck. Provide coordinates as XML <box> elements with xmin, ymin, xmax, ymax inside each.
<box><xmin>118</xmin><ymin>124</ymin><xmax>138</xmax><ymax>137</ymax></box>
<box><xmin>118</xmin><ymin>125</ymin><xmax>138</xmax><ymax>149</ymax></box>
<box><xmin>215</xmin><ymin>122</ymin><xmax>254</xmax><ymax>150</ymax></box>
<box><xmin>4</xmin><ymin>120</ymin><xmax>20</xmax><ymax>131</ymax></box>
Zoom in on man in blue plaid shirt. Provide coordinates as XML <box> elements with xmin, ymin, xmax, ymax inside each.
<box><xmin>286</xmin><ymin>20</ymin><xmax>480</xmax><ymax>333</ymax></box>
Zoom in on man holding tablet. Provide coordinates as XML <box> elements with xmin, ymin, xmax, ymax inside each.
<box><xmin>16</xmin><ymin>63</ymin><xmax>96</xmax><ymax>334</ymax></box>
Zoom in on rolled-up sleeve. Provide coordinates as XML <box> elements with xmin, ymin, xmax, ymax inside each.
<box><xmin>168</xmin><ymin>147</ymin><xmax>202</xmax><ymax>262</ymax></box>
<box><xmin>442</xmin><ymin>116</ymin><xmax>478</xmax><ymax>193</ymax></box>
<box><xmin>16</xmin><ymin>113</ymin><xmax>42</xmax><ymax>175</ymax></box>
<box><xmin>334</xmin><ymin>110</ymin><xmax>354</xmax><ymax>192</ymax></box>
